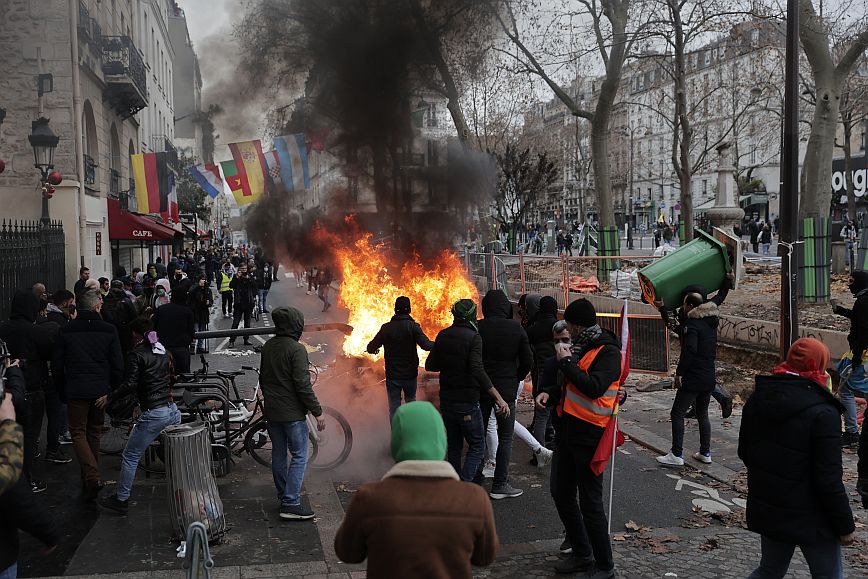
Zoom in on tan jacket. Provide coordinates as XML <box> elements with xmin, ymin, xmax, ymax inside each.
<box><xmin>334</xmin><ymin>460</ymin><xmax>499</xmax><ymax>578</ymax></box>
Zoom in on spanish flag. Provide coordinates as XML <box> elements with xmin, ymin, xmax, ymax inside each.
<box><xmin>228</xmin><ymin>140</ymin><xmax>269</xmax><ymax>201</ymax></box>
<box><xmin>131</xmin><ymin>152</ymin><xmax>170</xmax><ymax>215</ymax></box>
<box><xmin>220</xmin><ymin>160</ymin><xmax>255</xmax><ymax>206</ymax></box>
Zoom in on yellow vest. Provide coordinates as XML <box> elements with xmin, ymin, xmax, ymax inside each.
<box><xmin>219</xmin><ymin>271</ymin><xmax>233</xmax><ymax>293</ymax></box>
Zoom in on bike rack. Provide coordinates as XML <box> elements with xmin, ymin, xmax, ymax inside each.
<box><xmin>184</xmin><ymin>521</ymin><xmax>214</xmax><ymax>579</ymax></box>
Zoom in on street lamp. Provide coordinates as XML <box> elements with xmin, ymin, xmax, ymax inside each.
<box><xmin>28</xmin><ymin>117</ymin><xmax>60</xmax><ymax>223</ymax></box>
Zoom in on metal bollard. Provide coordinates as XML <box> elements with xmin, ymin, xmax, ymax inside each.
<box><xmin>163</xmin><ymin>422</ymin><xmax>226</xmax><ymax>541</ymax></box>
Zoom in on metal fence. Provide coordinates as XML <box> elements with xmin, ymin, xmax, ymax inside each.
<box><xmin>0</xmin><ymin>220</ymin><xmax>66</xmax><ymax>320</ymax></box>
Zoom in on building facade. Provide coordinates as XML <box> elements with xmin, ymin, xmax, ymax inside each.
<box><xmin>168</xmin><ymin>1</ymin><xmax>204</xmax><ymax>162</ymax></box>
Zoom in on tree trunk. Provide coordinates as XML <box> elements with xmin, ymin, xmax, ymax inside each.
<box><xmin>668</xmin><ymin>0</ymin><xmax>694</xmax><ymax>241</ymax></box>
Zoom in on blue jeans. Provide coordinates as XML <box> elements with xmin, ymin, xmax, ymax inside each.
<box><xmin>440</xmin><ymin>400</ymin><xmax>484</xmax><ymax>482</ymax></box>
<box><xmin>748</xmin><ymin>535</ymin><xmax>843</xmax><ymax>579</ymax></box>
<box><xmin>117</xmin><ymin>404</ymin><xmax>181</xmax><ymax>501</ymax></box>
<box><xmin>258</xmin><ymin>289</ymin><xmax>269</xmax><ymax>311</ymax></box>
<box><xmin>267</xmin><ymin>420</ymin><xmax>309</xmax><ymax>506</ymax></box>
<box><xmin>839</xmin><ymin>383</ymin><xmax>860</xmax><ymax>434</ymax></box>
<box><xmin>0</xmin><ymin>563</ymin><xmax>17</xmax><ymax>579</ymax></box>
<box><xmin>386</xmin><ymin>378</ymin><xmax>417</xmax><ymax>424</ymax></box>
<box><xmin>194</xmin><ymin>322</ymin><xmax>207</xmax><ymax>351</ymax></box>
<box><xmin>476</xmin><ymin>396</ymin><xmax>516</xmax><ymax>486</ymax></box>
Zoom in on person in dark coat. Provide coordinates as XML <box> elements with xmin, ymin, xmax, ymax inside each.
<box><xmin>366</xmin><ymin>296</ymin><xmax>434</xmax><ymax>424</ymax></box>
<box><xmin>45</xmin><ymin>290</ymin><xmax>75</xmax><ymax>327</ymax></box>
<box><xmin>152</xmin><ymin>286</ymin><xmax>195</xmax><ymax>374</ymax></box>
<box><xmin>102</xmin><ymin>281</ymin><xmax>138</xmax><ymax>353</ymax></box>
<box><xmin>749</xmin><ymin>218</ymin><xmax>760</xmax><ymax>253</ymax></box>
<box><xmin>739</xmin><ymin>338</ymin><xmax>854</xmax><ymax>578</ymax></box>
<box><xmin>73</xmin><ymin>266</ymin><xmax>90</xmax><ymax>296</ymax></box>
<box><xmin>657</xmin><ymin>293</ymin><xmax>719</xmax><ymax>467</ymax></box>
<box><xmin>525</xmin><ymin>295</ymin><xmax>559</xmax><ymax>449</ymax></box>
<box><xmin>254</xmin><ymin>261</ymin><xmax>273</xmax><ymax>313</ymax></box>
<box><xmin>474</xmin><ymin>290</ymin><xmax>533</xmax><ymax>499</ymax></box>
<box><xmin>0</xmin><ymin>472</ymin><xmax>59</xmax><ymax>578</ymax></box>
<box><xmin>833</xmin><ymin>270</ymin><xmax>868</xmax><ymax>448</ymax></box>
<box><xmin>0</xmin><ymin>290</ymin><xmax>57</xmax><ymax>492</ymax></box>
<box><xmin>52</xmin><ymin>290</ymin><xmax>124</xmax><ymax>500</ymax></box>
<box><xmin>188</xmin><ymin>277</ymin><xmax>213</xmax><ymax>354</ymax></box>
<box><xmin>229</xmin><ymin>264</ymin><xmax>257</xmax><ymax>347</ymax></box>
<box><xmin>425</xmin><ymin>299</ymin><xmax>510</xmax><ymax>482</ymax></box>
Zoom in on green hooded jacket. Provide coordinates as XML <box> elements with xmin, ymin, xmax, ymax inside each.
<box><xmin>259</xmin><ymin>307</ymin><xmax>322</xmax><ymax>422</ymax></box>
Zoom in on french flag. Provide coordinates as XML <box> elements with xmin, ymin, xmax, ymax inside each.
<box><xmin>189</xmin><ymin>164</ymin><xmax>224</xmax><ymax>199</ymax></box>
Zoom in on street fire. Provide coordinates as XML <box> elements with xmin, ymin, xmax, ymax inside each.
<box><xmin>321</xmin><ymin>223</ymin><xmax>478</xmax><ymax>360</ymax></box>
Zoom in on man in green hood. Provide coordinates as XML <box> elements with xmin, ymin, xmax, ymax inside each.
<box><xmin>259</xmin><ymin>306</ymin><xmax>325</xmax><ymax>520</ymax></box>
<box><xmin>334</xmin><ymin>401</ymin><xmax>499</xmax><ymax>578</ymax></box>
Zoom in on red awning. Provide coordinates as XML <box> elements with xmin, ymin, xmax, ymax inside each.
<box><xmin>197</xmin><ymin>229</ymin><xmax>212</xmax><ymax>240</ymax></box>
<box><xmin>108</xmin><ymin>198</ymin><xmax>178</xmax><ymax>242</ymax></box>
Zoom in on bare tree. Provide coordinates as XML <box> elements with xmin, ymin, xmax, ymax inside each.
<box><xmin>798</xmin><ymin>0</ymin><xmax>868</xmax><ymax>218</ymax></box>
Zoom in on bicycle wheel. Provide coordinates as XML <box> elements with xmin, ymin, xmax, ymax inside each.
<box><xmin>308</xmin><ymin>364</ymin><xmax>319</xmax><ymax>386</ymax></box>
<box><xmin>243</xmin><ymin>418</ymin><xmax>272</xmax><ymax>468</ymax></box>
<box><xmin>139</xmin><ymin>442</ymin><xmax>166</xmax><ymax>474</ymax></box>
<box><xmin>100</xmin><ymin>418</ymin><xmax>130</xmax><ymax>455</ymax></box>
<box><xmin>309</xmin><ymin>406</ymin><xmax>353</xmax><ymax>471</ymax></box>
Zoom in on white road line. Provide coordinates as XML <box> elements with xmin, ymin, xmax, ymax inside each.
<box><xmin>254</xmin><ymin>334</ymin><xmax>266</xmax><ymax>345</ymax></box>
<box><xmin>214</xmin><ymin>337</ymin><xmax>230</xmax><ymax>352</ymax></box>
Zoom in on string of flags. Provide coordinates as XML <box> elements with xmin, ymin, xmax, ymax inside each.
<box><xmin>128</xmin><ymin>134</ymin><xmax>311</xmax><ymax>216</ymax></box>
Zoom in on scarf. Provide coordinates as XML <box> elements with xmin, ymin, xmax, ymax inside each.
<box><xmin>772</xmin><ymin>337</ymin><xmax>831</xmax><ymax>392</ymax></box>
<box><xmin>451</xmin><ymin>299</ymin><xmax>479</xmax><ymax>332</ymax></box>
<box><xmin>570</xmin><ymin>324</ymin><xmax>603</xmax><ymax>357</ymax></box>
<box><xmin>145</xmin><ymin>331</ymin><xmax>166</xmax><ymax>355</ymax></box>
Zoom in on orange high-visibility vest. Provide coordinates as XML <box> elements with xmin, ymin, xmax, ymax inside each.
<box><xmin>557</xmin><ymin>345</ymin><xmax>619</xmax><ymax>427</ymax></box>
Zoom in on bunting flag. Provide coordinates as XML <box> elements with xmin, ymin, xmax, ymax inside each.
<box><xmin>189</xmin><ymin>163</ymin><xmax>224</xmax><ymax>199</ymax></box>
<box><xmin>130</xmin><ymin>152</ymin><xmax>170</xmax><ymax>214</ymax></box>
<box><xmin>274</xmin><ymin>134</ymin><xmax>310</xmax><ymax>192</ymax></box>
<box><xmin>228</xmin><ymin>140</ymin><xmax>269</xmax><ymax>200</ymax></box>
<box><xmin>220</xmin><ymin>160</ymin><xmax>255</xmax><ymax>206</ymax></box>
<box><xmin>265</xmin><ymin>150</ymin><xmax>282</xmax><ymax>189</ymax></box>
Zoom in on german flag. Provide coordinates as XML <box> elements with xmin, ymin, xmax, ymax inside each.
<box><xmin>130</xmin><ymin>152</ymin><xmax>170</xmax><ymax>215</ymax></box>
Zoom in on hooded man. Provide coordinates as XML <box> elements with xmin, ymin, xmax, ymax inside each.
<box><xmin>366</xmin><ymin>296</ymin><xmax>434</xmax><ymax>424</ymax></box>
<box><xmin>334</xmin><ymin>401</ymin><xmax>499</xmax><ymax>578</ymax></box>
<box><xmin>102</xmin><ymin>280</ymin><xmax>138</xmax><ymax>353</ymax></box>
<box><xmin>474</xmin><ymin>290</ymin><xmax>533</xmax><ymax>499</ymax></box>
<box><xmin>739</xmin><ymin>338</ymin><xmax>854</xmax><ymax>578</ymax></box>
<box><xmin>526</xmin><ymin>295</ymin><xmax>559</xmax><ymax>450</ymax></box>
<box><xmin>259</xmin><ymin>307</ymin><xmax>325</xmax><ymax>520</ymax></box>
<box><xmin>425</xmin><ymin>299</ymin><xmax>510</xmax><ymax>482</ymax></box>
<box><xmin>535</xmin><ymin>298</ymin><xmax>620</xmax><ymax>578</ymax></box>
<box><xmin>833</xmin><ymin>270</ymin><xmax>868</xmax><ymax>448</ymax></box>
<box><xmin>152</xmin><ymin>285</ymin><xmax>195</xmax><ymax>374</ymax></box>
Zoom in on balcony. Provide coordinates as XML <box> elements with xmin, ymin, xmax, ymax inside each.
<box><xmin>101</xmin><ymin>36</ymin><xmax>148</xmax><ymax>119</ymax></box>
<box><xmin>84</xmin><ymin>154</ymin><xmax>97</xmax><ymax>186</ymax></box>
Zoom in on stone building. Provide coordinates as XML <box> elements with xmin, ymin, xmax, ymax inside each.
<box><xmin>169</xmin><ymin>1</ymin><xmax>204</xmax><ymax>162</ymax></box>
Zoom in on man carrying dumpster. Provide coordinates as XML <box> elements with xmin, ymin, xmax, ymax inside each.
<box><xmin>259</xmin><ymin>306</ymin><xmax>325</xmax><ymax>520</ymax></box>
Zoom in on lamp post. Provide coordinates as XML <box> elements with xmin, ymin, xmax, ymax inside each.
<box><xmin>28</xmin><ymin>117</ymin><xmax>60</xmax><ymax>224</ymax></box>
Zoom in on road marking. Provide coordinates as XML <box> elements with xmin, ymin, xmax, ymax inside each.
<box><xmin>254</xmin><ymin>334</ymin><xmax>266</xmax><ymax>345</ymax></box>
<box><xmin>665</xmin><ymin>473</ymin><xmax>741</xmax><ymax>513</ymax></box>
<box><xmin>214</xmin><ymin>337</ymin><xmax>230</xmax><ymax>352</ymax></box>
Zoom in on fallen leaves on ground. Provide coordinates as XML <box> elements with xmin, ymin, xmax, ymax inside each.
<box><xmin>699</xmin><ymin>538</ymin><xmax>720</xmax><ymax>551</ymax></box>
<box><xmin>335</xmin><ymin>483</ymin><xmax>357</xmax><ymax>493</ymax></box>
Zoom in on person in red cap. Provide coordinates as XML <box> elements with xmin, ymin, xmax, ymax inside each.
<box><xmin>739</xmin><ymin>337</ymin><xmax>854</xmax><ymax>578</ymax></box>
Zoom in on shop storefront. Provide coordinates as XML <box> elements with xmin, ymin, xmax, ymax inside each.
<box><xmin>108</xmin><ymin>198</ymin><xmax>180</xmax><ymax>275</ymax></box>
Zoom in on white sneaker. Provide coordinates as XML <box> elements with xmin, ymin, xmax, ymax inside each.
<box><xmin>693</xmin><ymin>452</ymin><xmax>712</xmax><ymax>464</ymax></box>
<box><xmin>656</xmin><ymin>452</ymin><xmax>685</xmax><ymax>467</ymax></box>
<box><xmin>535</xmin><ymin>446</ymin><xmax>553</xmax><ymax>468</ymax></box>
<box><xmin>482</xmin><ymin>460</ymin><xmax>496</xmax><ymax>478</ymax></box>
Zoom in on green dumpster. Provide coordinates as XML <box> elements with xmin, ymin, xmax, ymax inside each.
<box><xmin>637</xmin><ymin>229</ymin><xmax>731</xmax><ymax>308</ymax></box>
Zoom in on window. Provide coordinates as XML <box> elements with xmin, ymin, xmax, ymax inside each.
<box><xmin>702</xmin><ymin>180</ymin><xmax>708</xmax><ymax>195</ymax></box>
<box><xmin>704</xmin><ymin>50</ymin><xmax>710</xmax><ymax>65</ymax></box>
<box><xmin>751</xmin><ymin>29</ymin><xmax>760</xmax><ymax>47</ymax></box>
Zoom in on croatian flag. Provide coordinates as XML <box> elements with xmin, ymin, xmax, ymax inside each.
<box><xmin>189</xmin><ymin>164</ymin><xmax>224</xmax><ymax>199</ymax></box>
<box><xmin>274</xmin><ymin>134</ymin><xmax>310</xmax><ymax>192</ymax></box>
<box><xmin>265</xmin><ymin>150</ymin><xmax>283</xmax><ymax>188</ymax></box>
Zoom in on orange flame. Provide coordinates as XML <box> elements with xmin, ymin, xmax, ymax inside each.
<box><xmin>322</xmin><ymin>224</ymin><xmax>479</xmax><ymax>361</ymax></box>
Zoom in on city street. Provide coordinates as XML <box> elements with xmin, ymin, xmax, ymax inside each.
<box><xmin>15</xmin><ymin>276</ymin><xmax>867</xmax><ymax>578</ymax></box>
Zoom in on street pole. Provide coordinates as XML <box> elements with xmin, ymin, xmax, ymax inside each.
<box><xmin>780</xmin><ymin>0</ymin><xmax>800</xmax><ymax>357</ymax></box>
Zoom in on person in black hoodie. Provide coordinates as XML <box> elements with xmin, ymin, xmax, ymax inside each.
<box><xmin>474</xmin><ymin>290</ymin><xmax>533</xmax><ymax>499</ymax></box>
<box><xmin>425</xmin><ymin>299</ymin><xmax>510</xmax><ymax>482</ymax></box>
<box><xmin>153</xmin><ymin>286</ymin><xmax>195</xmax><ymax>374</ymax></box>
<box><xmin>739</xmin><ymin>338</ymin><xmax>854</xmax><ymax>578</ymax></box>
<box><xmin>0</xmin><ymin>290</ymin><xmax>57</xmax><ymax>493</ymax></box>
<box><xmin>535</xmin><ymin>298</ymin><xmax>621</xmax><ymax>578</ymax></box>
<box><xmin>188</xmin><ymin>277</ymin><xmax>214</xmax><ymax>354</ymax></box>
<box><xmin>832</xmin><ymin>270</ymin><xmax>868</xmax><ymax>448</ymax></box>
<box><xmin>53</xmin><ymin>290</ymin><xmax>124</xmax><ymax>500</ymax></box>
<box><xmin>657</xmin><ymin>293</ymin><xmax>719</xmax><ymax>467</ymax></box>
<box><xmin>366</xmin><ymin>296</ymin><xmax>434</xmax><ymax>424</ymax></box>
<box><xmin>526</xmin><ymin>295</ymin><xmax>559</xmax><ymax>450</ymax></box>
<box><xmin>229</xmin><ymin>264</ymin><xmax>257</xmax><ymax>347</ymax></box>
<box><xmin>102</xmin><ymin>281</ymin><xmax>138</xmax><ymax>353</ymax></box>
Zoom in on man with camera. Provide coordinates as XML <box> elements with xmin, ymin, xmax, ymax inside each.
<box><xmin>229</xmin><ymin>264</ymin><xmax>257</xmax><ymax>348</ymax></box>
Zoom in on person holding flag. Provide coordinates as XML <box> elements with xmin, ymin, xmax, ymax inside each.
<box><xmin>535</xmin><ymin>298</ymin><xmax>621</xmax><ymax>578</ymax></box>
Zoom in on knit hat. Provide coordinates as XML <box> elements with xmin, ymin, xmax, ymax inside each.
<box><xmin>773</xmin><ymin>337</ymin><xmax>830</xmax><ymax>388</ymax></box>
<box><xmin>451</xmin><ymin>299</ymin><xmax>478</xmax><ymax>331</ymax></box>
<box><xmin>563</xmin><ymin>298</ymin><xmax>596</xmax><ymax>327</ymax></box>
<box><xmin>850</xmin><ymin>271</ymin><xmax>868</xmax><ymax>295</ymax></box>
<box><xmin>539</xmin><ymin>295</ymin><xmax>559</xmax><ymax>316</ymax></box>
<box><xmin>395</xmin><ymin>296</ymin><xmax>411</xmax><ymax>314</ymax></box>
<box><xmin>391</xmin><ymin>401</ymin><xmax>446</xmax><ymax>462</ymax></box>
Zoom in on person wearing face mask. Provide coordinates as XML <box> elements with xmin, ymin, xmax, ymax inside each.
<box><xmin>534</xmin><ymin>298</ymin><xmax>620</xmax><ymax>578</ymax></box>
<box><xmin>833</xmin><ymin>271</ymin><xmax>868</xmax><ymax>452</ymax></box>
<box><xmin>153</xmin><ymin>279</ymin><xmax>171</xmax><ymax>309</ymax></box>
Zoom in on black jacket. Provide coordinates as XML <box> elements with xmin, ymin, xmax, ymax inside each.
<box><xmin>0</xmin><ymin>475</ymin><xmax>59</xmax><ymax>570</ymax></box>
<box><xmin>53</xmin><ymin>310</ymin><xmax>124</xmax><ymax>401</ymax></box>
<box><xmin>738</xmin><ymin>374</ymin><xmax>854</xmax><ymax>545</ymax></box>
<box><xmin>0</xmin><ymin>291</ymin><xmax>56</xmax><ymax>392</ymax></box>
<box><xmin>110</xmin><ymin>341</ymin><xmax>173</xmax><ymax>412</ymax></box>
<box><xmin>426</xmin><ymin>320</ymin><xmax>495</xmax><ymax>403</ymax></box>
<box><xmin>367</xmin><ymin>313</ymin><xmax>434</xmax><ymax>380</ymax></box>
<box><xmin>675</xmin><ymin>302</ymin><xmax>718</xmax><ymax>392</ymax></box>
<box><xmin>230</xmin><ymin>274</ymin><xmax>257</xmax><ymax>308</ymax></box>
<box><xmin>542</xmin><ymin>329</ymin><xmax>622</xmax><ymax>445</ymax></box>
<box><xmin>477</xmin><ymin>290</ymin><xmax>533</xmax><ymax>400</ymax></box>
<box><xmin>153</xmin><ymin>301</ymin><xmax>195</xmax><ymax>349</ymax></box>
<box><xmin>526</xmin><ymin>311</ymin><xmax>558</xmax><ymax>388</ymax></box>
<box><xmin>254</xmin><ymin>265</ymin><xmax>273</xmax><ymax>291</ymax></box>
<box><xmin>188</xmin><ymin>285</ymin><xmax>213</xmax><ymax>325</ymax></box>
<box><xmin>834</xmin><ymin>289</ymin><xmax>868</xmax><ymax>365</ymax></box>
<box><xmin>102</xmin><ymin>288</ymin><xmax>138</xmax><ymax>352</ymax></box>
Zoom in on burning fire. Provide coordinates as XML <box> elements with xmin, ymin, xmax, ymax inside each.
<box><xmin>326</xmin><ymin>226</ymin><xmax>479</xmax><ymax>360</ymax></box>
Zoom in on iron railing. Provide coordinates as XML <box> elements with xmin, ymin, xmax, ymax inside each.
<box><xmin>84</xmin><ymin>154</ymin><xmax>96</xmax><ymax>185</ymax></box>
<box><xmin>0</xmin><ymin>220</ymin><xmax>65</xmax><ymax>320</ymax></box>
<box><xmin>102</xmin><ymin>35</ymin><xmax>148</xmax><ymax>102</ymax></box>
